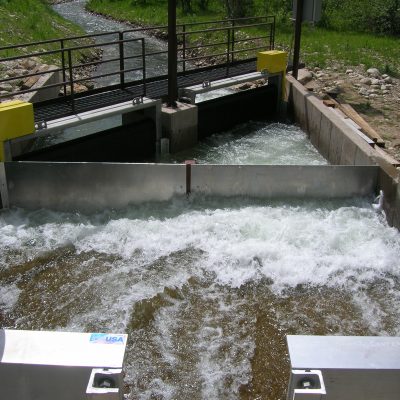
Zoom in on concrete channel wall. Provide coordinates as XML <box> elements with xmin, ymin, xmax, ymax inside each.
<box><xmin>286</xmin><ymin>75</ymin><xmax>400</xmax><ymax>229</ymax></box>
<box><xmin>2</xmin><ymin>162</ymin><xmax>378</xmax><ymax>213</ymax></box>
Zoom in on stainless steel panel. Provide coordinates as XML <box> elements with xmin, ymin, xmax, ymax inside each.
<box><xmin>5</xmin><ymin>163</ymin><xmax>379</xmax><ymax>213</ymax></box>
<box><xmin>191</xmin><ymin>165</ymin><xmax>379</xmax><ymax>198</ymax></box>
<box><xmin>287</xmin><ymin>335</ymin><xmax>400</xmax><ymax>400</ymax></box>
<box><xmin>5</xmin><ymin>162</ymin><xmax>186</xmax><ymax>212</ymax></box>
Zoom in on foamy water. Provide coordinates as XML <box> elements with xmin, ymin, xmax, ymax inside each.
<box><xmin>1</xmin><ymin>197</ymin><xmax>399</xmax><ymax>399</ymax></box>
<box><xmin>165</xmin><ymin>122</ymin><xmax>327</xmax><ymax>165</ymax></box>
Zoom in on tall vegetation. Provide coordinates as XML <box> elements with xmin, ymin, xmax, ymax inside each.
<box><xmin>175</xmin><ymin>0</ymin><xmax>400</xmax><ymax>36</ymax></box>
<box><xmin>321</xmin><ymin>0</ymin><xmax>400</xmax><ymax>35</ymax></box>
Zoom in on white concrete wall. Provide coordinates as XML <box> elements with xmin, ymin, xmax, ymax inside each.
<box><xmin>286</xmin><ymin>74</ymin><xmax>400</xmax><ymax>229</ymax></box>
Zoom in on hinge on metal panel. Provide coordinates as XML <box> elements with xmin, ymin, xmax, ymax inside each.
<box><xmin>35</xmin><ymin>121</ymin><xmax>47</xmax><ymax>130</ymax></box>
<box><xmin>202</xmin><ymin>81</ymin><xmax>211</xmax><ymax>88</ymax></box>
<box><xmin>132</xmin><ymin>96</ymin><xmax>144</xmax><ymax>105</ymax></box>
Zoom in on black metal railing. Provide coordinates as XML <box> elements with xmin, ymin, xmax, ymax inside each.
<box><xmin>0</xmin><ymin>16</ymin><xmax>275</xmax><ymax>112</ymax></box>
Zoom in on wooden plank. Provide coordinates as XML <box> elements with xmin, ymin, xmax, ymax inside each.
<box><xmin>346</xmin><ymin>124</ymin><xmax>375</xmax><ymax>147</ymax></box>
<box><xmin>374</xmin><ymin>146</ymin><xmax>400</xmax><ymax>167</ymax></box>
<box><xmin>338</xmin><ymin>103</ymin><xmax>385</xmax><ymax>147</ymax></box>
<box><xmin>323</xmin><ymin>99</ymin><xmax>336</xmax><ymax>108</ymax></box>
<box><xmin>330</xmin><ymin>107</ymin><xmax>348</xmax><ymax>119</ymax></box>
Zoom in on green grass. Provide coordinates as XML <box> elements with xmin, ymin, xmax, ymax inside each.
<box><xmin>277</xmin><ymin>25</ymin><xmax>400</xmax><ymax>75</ymax></box>
<box><xmin>0</xmin><ymin>0</ymin><xmax>88</xmax><ymax>64</ymax></box>
<box><xmin>87</xmin><ymin>0</ymin><xmax>400</xmax><ymax>75</ymax></box>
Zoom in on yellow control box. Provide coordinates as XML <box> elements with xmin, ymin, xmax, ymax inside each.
<box><xmin>257</xmin><ymin>50</ymin><xmax>287</xmax><ymax>73</ymax></box>
<box><xmin>257</xmin><ymin>50</ymin><xmax>287</xmax><ymax>100</ymax></box>
<box><xmin>0</xmin><ymin>100</ymin><xmax>35</xmax><ymax>161</ymax></box>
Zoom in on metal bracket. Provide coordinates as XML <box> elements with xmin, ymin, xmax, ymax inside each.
<box><xmin>202</xmin><ymin>80</ymin><xmax>211</xmax><ymax>88</ymax></box>
<box><xmin>290</xmin><ymin>370</ymin><xmax>326</xmax><ymax>399</ymax></box>
<box><xmin>35</xmin><ymin>121</ymin><xmax>47</xmax><ymax>130</ymax></box>
<box><xmin>132</xmin><ymin>96</ymin><xmax>144</xmax><ymax>105</ymax></box>
<box><xmin>0</xmin><ymin>162</ymin><xmax>9</xmax><ymax>209</ymax></box>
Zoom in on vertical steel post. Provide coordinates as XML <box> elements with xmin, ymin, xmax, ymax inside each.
<box><xmin>141</xmin><ymin>38</ymin><xmax>147</xmax><ymax>96</ymax></box>
<box><xmin>168</xmin><ymin>0</ymin><xmax>178</xmax><ymax>107</ymax></box>
<box><xmin>182</xmin><ymin>24</ymin><xmax>186</xmax><ymax>73</ymax></box>
<box><xmin>60</xmin><ymin>39</ymin><xmax>67</xmax><ymax>96</ymax></box>
<box><xmin>67</xmin><ymin>49</ymin><xmax>75</xmax><ymax>113</ymax></box>
<box><xmin>119</xmin><ymin>31</ymin><xmax>125</xmax><ymax>88</ymax></box>
<box><xmin>292</xmin><ymin>0</ymin><xmax>304</xmax><ymax>80</ymax></box>
<box><xmin>231</xmin><ymin>20</ymin><xmax>235</xmax><ymax>64</ymax></box>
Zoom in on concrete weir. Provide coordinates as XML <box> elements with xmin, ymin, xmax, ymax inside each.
<box><xmin>286</xmin><ymin>75</ymin><xmax>400</xmax><ymax>229</ymax></box>
<box><xmin>0</xmin><ymin>72</ymin><xmax>399</xmax><ymax>230</ymax></box>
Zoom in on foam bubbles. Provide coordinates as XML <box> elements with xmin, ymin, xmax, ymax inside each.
<box><xmin>166</xmin><ymin>122</ymin><xmax>327</xmax><ymax>165</ymax></box>
<box><xmin>1</xmin><ymin>198</ymin><xmax>400</xmax><ymax>399</ymax></box>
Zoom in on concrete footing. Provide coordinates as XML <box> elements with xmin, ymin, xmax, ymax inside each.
<box><xmin>161</xmin><ymin>102</ymin><xmax>198</xmax><ymax>153</ymax></box>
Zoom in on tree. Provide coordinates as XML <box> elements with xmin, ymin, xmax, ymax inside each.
<box><xmin>181</xmin><ymin>0</ymin><xmax>192</xmax><ymax>14</ymax></box>
<box><xmin>224</xmin><ymin>0</ymin><xmax>254</xmax><ymax>18</ymax></box>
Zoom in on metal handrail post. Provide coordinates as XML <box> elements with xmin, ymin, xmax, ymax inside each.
<box><xmin>60</xmin><ymin>39</ymin><xmax>67</xmax><ymax>96</ymax></box>
<box><xmin>182</xmin><ymin>24</ymin><xmax>186</xmax><ymax>73</ymax></box>
<box><xmin>167</xmin><ymin>0</ymin><xmax>178</xmax><ymax>107</ymax></box>
<box><xmin>119</xmin><ymin>32</ymin><xmax>125</xmax><ymax>88</ymax></box>
<box><xmin>226</xmin><ymin>28</ymin><xmax>231</xmax><ymax>76</ymax></box>
<box><xmin>141</xmin><ymin>39</ymin><xmax>147</xmax><ymax>96</ymax></box>
<box><xmin>231</xmin><ymin>20</ymin><xmax>235</xmax><ymax>63</ymax></box>
<box><xmin>271</xmin><ymin>16</ymin><xmax>276</xmax><ymax>49</ymax></box>
<box><xmin>293</xmin><ymin>0</ymin><xmax>304</xmax><ymax>79</ymax></box>
<box><xmin>67</xmin><ymin>49</ymin><xmax>75</xmax><ymax>113</ymax></box>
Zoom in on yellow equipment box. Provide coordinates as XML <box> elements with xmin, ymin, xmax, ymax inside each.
<box><xmin>0</xmin><ymin>100</ymin><xmax>35</xmax><ymax>161</ymax></box>
<box><xmin>257</xmin><ymin>50</ymin><xmax>287</xmax><ymax>100</ymax></box>
<box><xmin>257</xmin><ymin>50</ymin><xmax>287</xmax><ymax>73</ymax></box>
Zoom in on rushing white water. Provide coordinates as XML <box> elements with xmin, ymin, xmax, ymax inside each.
<box><xmin>165</xmin><ymin>122</ymin><xmax>327</xmax><ymax>165</ymax></box>
<box><xmin>1</xmin><ymin>197</ymin><xmax>400</xmax><ymax>399</ymax></box>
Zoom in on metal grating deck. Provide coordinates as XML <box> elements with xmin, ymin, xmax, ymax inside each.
<box><xmin>33</xmin><ymin>60</ymin><xmax>257</xmax><ymax>122</ymax></box>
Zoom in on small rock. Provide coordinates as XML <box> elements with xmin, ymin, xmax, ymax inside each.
<box><xmin>314</xmin><ymin>67</ymin><xmax>321</xmax><ymax>72</ymax></box>
<box><xmin>297</xmin><ymin>70</ymin><xmax>313</xmax><ymax>85</ymax></box>
<box><xmin>316</xmin><ymin>73</ymin><xmax>325</xmax><ymax>79</ymax></box>
<box><xmin>382</xmin><ymin>74</ymin><xmax>389</xmax><ymax>79</ymax></box>
<box><xmin>384</xmin><ymin>77</ymin><xmax>393</xmax><ymax>84</ymax></box>
<box><xmin>382</xmin><ymin>90</ymin><xmax>390</xmax><ymax>95</ymax></box>
<box><xmin>393</xmin><ymin>139</ymin><xmax>400</xmax><ymax>148</ymax></box>
<box><xmin>85</xmin><ymin>81</ymin><xmax>95</xmax><ymax>90</ymax></box>
<box><xmin>20</xmin><ymin>59</ymin><xmax>36</xmax><ymax>70</ymax></box>
<box><xmin>371</xmin><ymin>78</ymin><xmax>380</xmax><ymax>85</ymax></box>
<box><xmin>16</xmin><ymin>69</ymin><xmax>29</xmax><ymax>76</ymax></box>
<box><xmin>367</xmin><ymin>68</ymin><xmax>380</xmax><ymax>78</ymax></box>
<box><xmin>238</xmin><ymin>82</ymin><xmax>252</xmax><ymax>90</ymax></box>
<box><xmin>0</xmin><ymin>83</ymin><xmax>13</xmax><ymax>92</ymax></box>
<box><xmin>359</xmin><ymin>88</ymin><xmax>369</xmax><ymax>96</ymax></box>
<box><xmin>346</xmin><ymin>69</ymin><xmax>353</xmax><ymax>74</ymax></box>
<box><xmin>368</xmin><ymin>89</ymin><xmax>377</xmax><ymax>94</ymax></box>
<box><xmin>353</xmin><ymin>83</ymin><xmax>361</xmax><ymax>87</ymax></box>
<box><xmin>360</xmin><ymin>77</ymin><xmax>371</xmax><ymax>85</ymax></box>
<box><xmin>326</xmin><ymin>86</ymin><xmax>341</xmax><ymax>96</ymax></box>
<box><xmin>73</xmin><ymin>83</ymin><xmax>88</xmax><ymax>93</ymax></box>
<box><xmin>370</xmin><ymin>84</ymin><xmax>380</xmax><ymax>89</ymax></box>
<box><xmin>381</xmin><ymin>85</ymin><xmax>387</xmax><ymax>91</ymax></box>
<box><xmin>369</xmin><ymin>93</ymin><xmax>378</xmax><ymax>98</ymax></box>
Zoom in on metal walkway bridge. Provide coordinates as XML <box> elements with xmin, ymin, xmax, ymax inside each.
<box><xmin>0</xmin><ymin>17</ymin><xmax>275</xmax><ymax>124</ymax></box>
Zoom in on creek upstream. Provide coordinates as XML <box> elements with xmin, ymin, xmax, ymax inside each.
<box><xmin>53</xmin><ymin>0</ymin><xmax>169</xmax><ymax>86</ymax></box>
<box><xmin>2</xmin><ymin>3</ymin><xmax>399</xmax><ymax>400</ymax></box>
